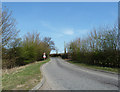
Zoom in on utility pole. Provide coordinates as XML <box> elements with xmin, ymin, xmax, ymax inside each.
<box><xmin>55</xmin><ymin>47</ymin><xmax>58</xmax><ymax>54</ymax></box>
<box><xmin>64</xmin><ymin>41</ymin><xmax>66</xmax><ymax>54</ymax></box>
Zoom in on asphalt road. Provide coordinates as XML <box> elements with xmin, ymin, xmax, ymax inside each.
<box><xmin>40</xmin><ymin>57</ymin><xmax>118</xmax><ymax>90</ymax></box>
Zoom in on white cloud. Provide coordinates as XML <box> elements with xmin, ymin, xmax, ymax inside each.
<box><xmin>63</xmin><ymin>29</ymin><xmax>74</xmax><ymax>35</ymax></box>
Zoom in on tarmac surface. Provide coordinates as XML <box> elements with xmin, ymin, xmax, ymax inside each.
<box><xmin>40</xmin><ymin>57</ymin><xmax>118</xmax><ymax>90</ymax></box>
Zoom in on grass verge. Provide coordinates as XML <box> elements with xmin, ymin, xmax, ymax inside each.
<box><xmin>2</xmin><ymin>58</ymin><xmax>50</xmax><ymax>90</ymax></box>
<box><xmin>66</xmin><ymin>60</ymin><xmax>118</xmax><ymax>73</ymax></box>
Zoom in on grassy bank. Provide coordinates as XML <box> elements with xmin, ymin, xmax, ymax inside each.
<box><xmin>2</xmin><ymin>58</ymin><xmax>50</xmax><ymax>90</ymax></box>
<box><xmin>66</xmin><ymin>60</ymin><xmax>118</xmax><ymax>73</ymax></box>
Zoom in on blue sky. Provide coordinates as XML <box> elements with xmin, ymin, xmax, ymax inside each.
<box><xmin>2</xmin><ymin>2</ymin><xmax>118</xmax><ymax>53</ymax></box>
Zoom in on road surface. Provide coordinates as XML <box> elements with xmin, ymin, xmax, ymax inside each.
<box><xmin>40</xmin><ymin>57</ymin><xmax>118</xmax><ymax>90</ymax></box>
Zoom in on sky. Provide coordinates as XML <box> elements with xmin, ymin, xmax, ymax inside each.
<box><xmin>2</xmin><ymin>2</ymin><xmax>118</xmax><ymax>54</ymax></box>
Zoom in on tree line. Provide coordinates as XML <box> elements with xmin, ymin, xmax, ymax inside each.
<box><xmin>2</xmin><ymin>7</ymin><xmax>55</xmax><ymax>69</ymax></box>
<box><xmin>66</xmin><ymin>25</ymin><xmax>119</xmax><ymax>68</ymax></box>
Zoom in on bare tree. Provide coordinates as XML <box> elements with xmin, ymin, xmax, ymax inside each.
<box><xmin>1</xmin><ymin>7</ymin><xmax>19</xmax><ymax>47</ymax></box>
<box><xmin>43</xmin><ymin>37</ymin><xmax>55</xmax><ymax>51</ymax></box>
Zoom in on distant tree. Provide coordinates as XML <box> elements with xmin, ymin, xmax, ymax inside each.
<box><xmin>43</xmin><ymin>37</ymin><xmax>55</xmax><ymax>52</ymax></box>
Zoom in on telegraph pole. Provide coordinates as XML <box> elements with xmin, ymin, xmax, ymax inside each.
<box><xmin>64</xmin><ymin>41</ymin><xmax>66</xmax><ymax>54</ymax></box>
